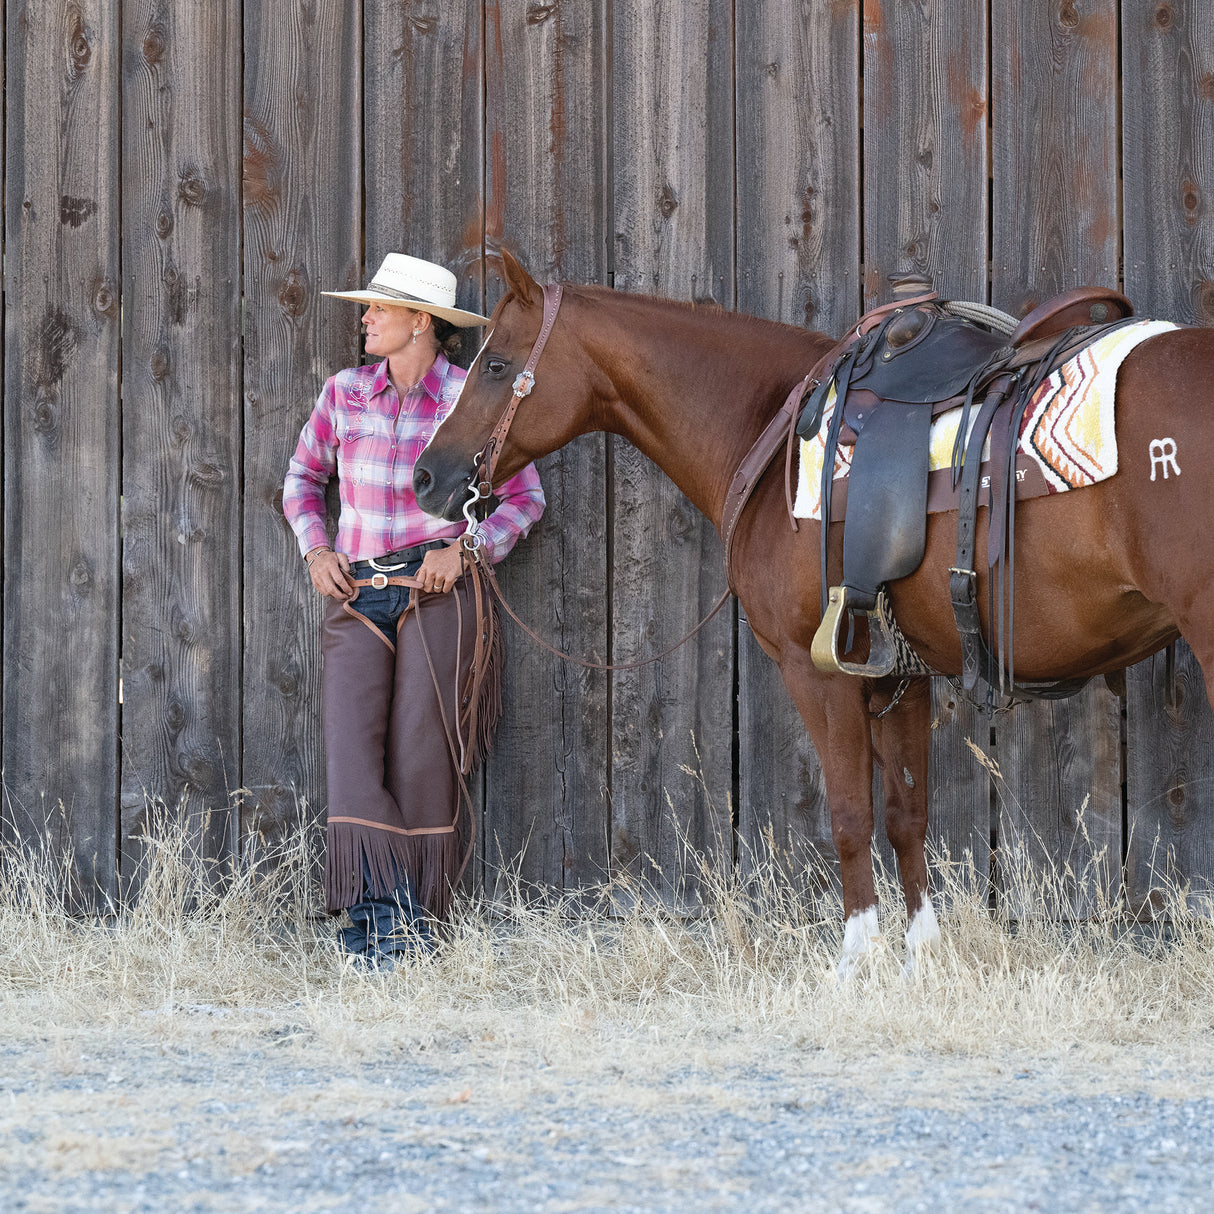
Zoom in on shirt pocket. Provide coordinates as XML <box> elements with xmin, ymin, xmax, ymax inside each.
<box><xmin>337</xmin><ymin>411</ymin><xmax>389</xmax><ymax>486</ymax></box>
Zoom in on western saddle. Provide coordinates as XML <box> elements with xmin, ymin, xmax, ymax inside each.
<box><xmin>795</xmin><ymin>280</ymin><xmax>1135</xmax><ymax>703</ymax></box>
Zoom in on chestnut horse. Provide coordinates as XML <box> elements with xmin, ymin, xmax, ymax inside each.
<box><xmin>414</xmin><ymin>251</ymin><xmax>1213</xmax><ymax>976</ymax></box>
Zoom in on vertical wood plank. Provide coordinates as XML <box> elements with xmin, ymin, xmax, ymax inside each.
<box><xmin>733</xmin><ymin>0</ymin><xmax>859</xmax><ymax>892</ymax></box>
<box><xmin>3</xmin><ymin>0</ymin><xmax>120</xmax><ymax>905</ymax></box>
<box><xmin>989</xmin><ymin>0</ymin><xmax>1123</xmax><ymax>916</ymax></box>
<box><xmin>364</xmin><ymin>0</ymin><xmax>484</xmax><ymax>291</ymax></box>
<box><xmin>482</xmin><ymin>0</ymin><xmax>610</xmax><ymax>896</ymax></box>
<box><xmin>862</xmin><ymin>0</ymin><xmax>989</xmax><ymax>304</ymax></box>
<box><xmin>995</xmin><ymin>688</ymin><xmax>1123</xmax><ymax>917</ymax></box>
<box><xmin>363</xmin><ymin>0</ymin><xmax>486</xmax><ymax>890</ymax></box>
<box><xmin>611</xmin><ymin>0</ymin><xmax>734</xmax><ymax>905</ymax></box>
<box><xmin>120</xmin><ymin>0</ymin><xmax>243</xmax><ymax>880</ymax></box>
<box><xmin>1122</xmin><ymin>0</ymin><xmax>1214</xmax><ymax>910</ymax></box>
<box><xmin>862</xmin><ymin>0</ymin><xmax>991</xmax><ymax>894</ymax></box>
<box><xmin>242</xmin><ymin>0</ymin><xmax>363</xmax><ymax>856</ymax></box>
<box><xmin>991</xmin><ymin>0</ymin><xmax>1121</xmax><ymax>314</ymax></box>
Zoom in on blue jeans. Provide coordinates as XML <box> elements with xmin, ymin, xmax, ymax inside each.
<box><xmin>349</xmin><ymin>557</ymin><xmax>423</xmax><ymax>642</ymax></box>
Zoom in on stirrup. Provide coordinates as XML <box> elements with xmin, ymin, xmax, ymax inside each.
<box><xmin>811</xmin><ymin>585</ymin><xmax>897</xmax><ymax>677</ymax></box>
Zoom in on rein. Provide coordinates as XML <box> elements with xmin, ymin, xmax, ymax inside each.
<box><xmin>458</xmin><ymin>281</ymin><xmax>733</xmax><ymax>672</ymax></box>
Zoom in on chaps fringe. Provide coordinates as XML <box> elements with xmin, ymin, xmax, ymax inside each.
<box><xmin>325</xmin><ymin>820</ymin><xmax>463</xmax><ymax>920</ymax></box>
<box><xmin>461</xmin><ymin>597</ymin><xmax>504</xmax><ymax>774</ymax></box>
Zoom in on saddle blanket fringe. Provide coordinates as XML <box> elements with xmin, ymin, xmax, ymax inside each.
<box><xmin>793</xmin><ymin>318</ymin><xmax>1180</xmax><ymax>521</ymax></box>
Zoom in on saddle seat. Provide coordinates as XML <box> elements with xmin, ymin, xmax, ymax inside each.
<box><xmin>798</xmin><ymin>281</ymin><xmax>1134</xmax><ymax>694</ymax></box>
<box><xmin>831</xmin><ymin>286</ymin><xmax>1134</xmax><ymax>446</ymax></box>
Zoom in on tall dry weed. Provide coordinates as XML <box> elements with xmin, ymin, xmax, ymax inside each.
<box><xmin>3</xmin><ymin>803</ymin><xmax>1214</xmax><ymax>1069</ymax></box>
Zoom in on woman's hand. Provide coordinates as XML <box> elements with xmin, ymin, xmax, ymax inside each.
<box><xmin>417</xmin><ymin>543</ymin><xmax>466</xmax><ymax>594</ymax></box>
<box><xmin>309</xmin><ymin>550</ymin><xmax>355</xmax><ymax>600</ymax></box>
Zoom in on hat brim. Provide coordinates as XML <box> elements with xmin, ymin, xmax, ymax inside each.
<box><xmin>321</xmin><ymin>289</ymin><xmax>490</xmax><ymax>327</ymax></box>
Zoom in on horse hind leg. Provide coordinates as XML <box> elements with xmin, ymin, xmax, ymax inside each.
<box><xmin>870</xmin><ymin>675</ymin><xmax>940</xmax><ymax>977</ymax></box>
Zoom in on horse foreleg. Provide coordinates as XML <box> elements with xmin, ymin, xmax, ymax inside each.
<box><xmin>870</xmin><ymin>676</ymin><xmax>939</xmax><ymax>977</ymax></box>
<box><xmin>781</xmin><ymin>658</ymin><xmax>880</xmax><ymax>978</ymax></box>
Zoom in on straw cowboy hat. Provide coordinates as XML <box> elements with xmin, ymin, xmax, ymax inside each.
<box><xmin>323</xmin><ymin>253</ymin><xmax>490</xmax><ymax>327</ymax></box>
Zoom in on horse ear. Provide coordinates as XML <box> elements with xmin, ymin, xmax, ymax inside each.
<box><xmin>501</xmin><ymin>248</ymin><xmax>541</xmax><ymax>307</ymax></box>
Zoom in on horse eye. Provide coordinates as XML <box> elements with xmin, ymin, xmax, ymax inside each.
<box><xmin>484</xmin><ymin>356</ymin><xmax>508</xmax><ymax>376</ymax></box>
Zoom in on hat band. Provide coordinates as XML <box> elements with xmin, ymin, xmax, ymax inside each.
<box><xmin>367</xmin><ymin>279</ymin><xmax>449</xmax><ymax>307</ymax></box>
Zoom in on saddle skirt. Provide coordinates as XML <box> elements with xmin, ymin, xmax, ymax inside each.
<box><xmin>793</xmin><ymin>318</ymin><xmax>1179</xmax><ymax>522</ymax></box>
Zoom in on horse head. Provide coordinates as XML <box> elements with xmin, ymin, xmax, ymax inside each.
<box><xmin>414</xmin><ymin>250</ymin><xmax>602</xmax><ymax>521</ymax></box>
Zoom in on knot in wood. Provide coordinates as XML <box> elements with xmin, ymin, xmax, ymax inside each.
<box><xmin>188</xmin><ymin>460</ymin><xmax>227</xmax><ymax>489</ymax></box>
<box><xmin>178</xmin><ymin>174</ymin><xmax>206</xmax><ymax>207</ymax></box>
<box><xmin>1153</xmin><ymin>3</ymin><xmax>1173</xmax><ymax>29</ymax></box>
<box><xmin>93</xmin><ymin>279</ymin><xmax>117</xmax><ymax>318</ymax></box>
<box><xmin>527</xmin><ymin>4</ymin><xmax>556</xmax><ymax>23</ymax></box>
<box><xmin>32</xmin><ymin>399</ymin><xmax>58</xmax><ymax>436</ymax></box>
<box><xmin>657</xmin><ymin>184</ymin><xmax>678</xmax><ymax>220</ymax></box>
<box><xmin>150</xmin><ymin>349</ymin><xmax>170</xmax><ymax>381</ymax></box>
<box><xmin>279</xmin><ymin>269</ymin><xmax>308</xmax><ymax>318</ymax></box>
<box><xmin>68</xmin><ymin>11</ymin><xmax>91</xmax><ymax>76</ymax></box>
<box><xmin>143</xmin><ymin>27</ymin><xmax>166</xmax><ymax>64</ymax></box>
<box><xmin>274</xmin><ymin>663</ymin><xmax>300</xmax><ymax>698</ymax></box>
<box><xmin>156</xmin><ymin>211</ymin><xmax>174</xmax><ymax>239</ymax></box>
<box><xmin>1181</xmin><ymin>179</ymin><xmax>1201</xmax><ymax>221</ymax></box>
<box><xmin>1058</xmin><ymin>2</ymin><xmax>1080</xmax><ymax>29</ymax></box>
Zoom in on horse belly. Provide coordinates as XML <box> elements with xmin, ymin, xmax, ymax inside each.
<box><xmin>889</xmin><ymin>479</ymin><xmax>1177</xmax><ymax>681</ymax></box>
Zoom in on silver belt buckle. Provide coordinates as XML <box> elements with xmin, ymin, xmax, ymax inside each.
<box><xmin>368</xmin><ymin>555</ymin><xmax>407</xmax><ymax>590</ymax></box>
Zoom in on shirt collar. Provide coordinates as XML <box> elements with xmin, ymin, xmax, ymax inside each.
<box><xmin>369</xmin><ymin>351</ymin><xmax>452</xmax><ymax>404</ymax></box>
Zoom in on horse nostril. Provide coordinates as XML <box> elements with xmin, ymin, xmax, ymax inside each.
<box><xmin>415</xmin><ymin>468</ymin><xmax>431</xmax><ymax>489</ymax></box>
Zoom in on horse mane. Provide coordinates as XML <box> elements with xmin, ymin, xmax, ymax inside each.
<box><xmin>567</xmin><ymin>281</ymin><xmax>830</xmax><ymax>348</ymax></box>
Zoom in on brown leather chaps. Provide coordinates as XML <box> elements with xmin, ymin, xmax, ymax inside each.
<box><xmin>320</xmin><ymin>573</ymin><xmax>497</xmax><ymax>918</ymax></box>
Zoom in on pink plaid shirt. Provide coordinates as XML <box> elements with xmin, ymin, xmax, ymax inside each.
<box><xmin>283</xmin><ymin>354</ymin><xmax>545</xmax><ymax>563</ymax></box>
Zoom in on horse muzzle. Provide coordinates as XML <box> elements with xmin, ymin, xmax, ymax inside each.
<box><xmin>412</xmin><ymin>457</ymin><xmax>473</xmax><ymax>522</ymax></box>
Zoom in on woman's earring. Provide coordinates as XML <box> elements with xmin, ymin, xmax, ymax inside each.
<box><xmin>412</xmin><ymin>330</ymin><xmax>420</xmax><ymax>343</ymax></box>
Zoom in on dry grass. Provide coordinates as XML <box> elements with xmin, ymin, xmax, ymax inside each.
<box><xmin>4</xmin><ymin>808</ymin><xmax>1214</xmax><ymax>1076</ymax></box>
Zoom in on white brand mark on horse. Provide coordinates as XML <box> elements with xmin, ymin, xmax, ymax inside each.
<box><xmin>1149</xmin><ymin>438</ymin><xmax>1181</xmax><ymax>481</ymax></box>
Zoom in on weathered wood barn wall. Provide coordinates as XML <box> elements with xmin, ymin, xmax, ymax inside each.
<box><xmin>4</xmin><ymin>0</ymin><xmax>1213</xmax><ymax>913</ymax></box>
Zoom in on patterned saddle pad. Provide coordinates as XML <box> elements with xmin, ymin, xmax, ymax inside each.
<box><xmin>793</xmin><ymin>319</ymin><xmax>1179</xmax><ymax>522</ymax></box>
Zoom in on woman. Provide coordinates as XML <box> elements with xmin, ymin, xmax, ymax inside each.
<box><xmin>283</xmin><ymin>252</ymin><xmax>545</xmax><ymax>966</ymax></box>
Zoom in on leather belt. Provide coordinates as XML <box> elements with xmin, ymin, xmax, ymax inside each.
<box><xmin>352</xmin><ymin>540</ymin><xmax>448</xmax><ymax>570</ymax></box>
<box><xmin>354</xmin><ymin>540</ymin><xmax>449</xmax><ymax>589</ymax></box>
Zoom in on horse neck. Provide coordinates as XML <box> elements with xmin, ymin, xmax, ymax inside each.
<box><xmin>581</xmin><ymin>291</ymin><xmax>830</xmax><ymax>528</ymax></box>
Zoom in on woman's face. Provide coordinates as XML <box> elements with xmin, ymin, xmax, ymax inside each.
<box><xmin>362</xmin><ymin>303</ymin><xmax>420</xmax><ymax>359</ymax></box>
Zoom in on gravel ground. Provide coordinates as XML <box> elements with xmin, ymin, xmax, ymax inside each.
<box><xmin>4</xmin><ymin>1024</ymin><xmax>1214</xmax><ymax>1212</ymax></box>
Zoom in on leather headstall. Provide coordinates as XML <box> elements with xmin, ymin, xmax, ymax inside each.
<box><xmin>472</xmin><ymin>282</ymin><xmax>564</xmax><ymax>496</ymax></box>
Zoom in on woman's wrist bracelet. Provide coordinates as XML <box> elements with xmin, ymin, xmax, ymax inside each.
<box><xmin>304</xmin><ymin>546</ymin><xmax>331</xmax><ymax>567</ymax></box>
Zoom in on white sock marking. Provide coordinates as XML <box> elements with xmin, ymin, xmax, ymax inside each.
<box><xmin>903</xmin><ymin>894</ymin><xmax>942</xmax><ymax>978</ymax></box>
<box><xmin>836</xmin><ymin>906</ymin><xmax>880</xmax><ymax>980</ymax></box>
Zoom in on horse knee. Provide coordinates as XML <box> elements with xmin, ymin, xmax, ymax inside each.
<box><xmin>884</xmin><ymin>796</ymin><xmax>928</xmax><ymax>852</ymax></box>
<box><xmin>830</xmin><ymin>806</ymin><xmax>874</xmax><ymax>865</ymax></box>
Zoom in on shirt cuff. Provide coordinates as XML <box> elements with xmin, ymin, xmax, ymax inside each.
<box><xmin>296</xmin><ymin>523</ymin><xmax>331</xmax><ymax>558</ymax></box>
